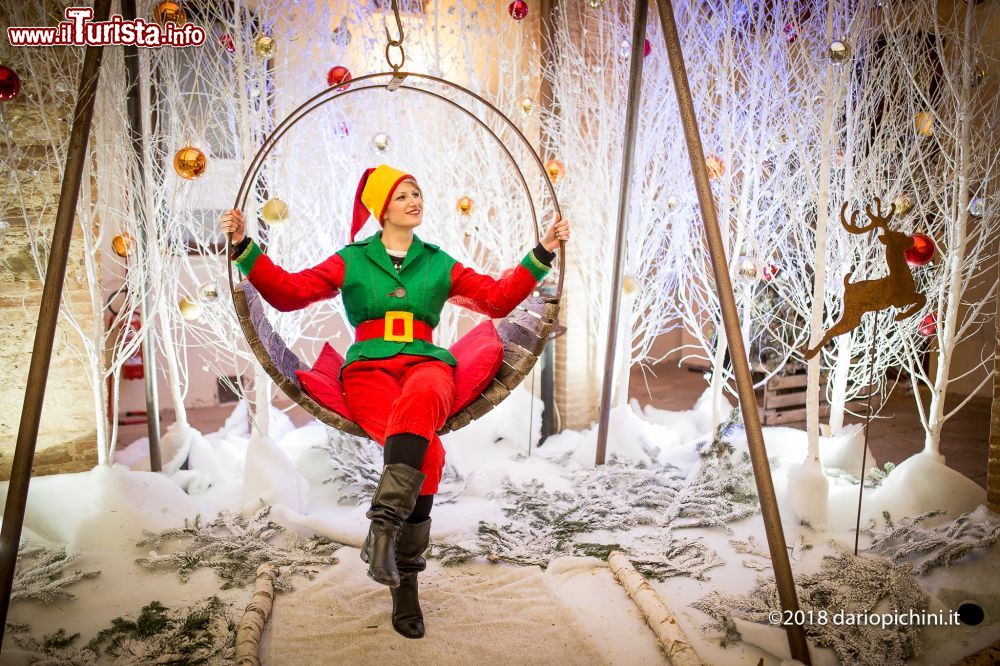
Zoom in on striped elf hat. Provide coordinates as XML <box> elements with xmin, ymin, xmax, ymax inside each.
<box><xmin>350</xmin><ymin>164</ymin><xmax>416</xmax><ymax>242</ymax></box>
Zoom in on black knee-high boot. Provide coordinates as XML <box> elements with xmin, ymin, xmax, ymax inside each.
<box><xmin>391</xmin><ymin>516</ymin><xmax>431</xmax><ymax>638</ymax></box>
<box><xmin>360</xmin><ymin>434</ymin><xmax>428</xmax><ymax>587</ymax></box>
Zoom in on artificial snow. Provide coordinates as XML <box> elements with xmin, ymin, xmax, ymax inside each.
<box><xmin>3</xmin><ymin>389</ymin><xmax>998</xmax><ymax>665</ymax></box>
<box><xmin>788</xmin><ymin>457</ymin><xmax>831</xmax><ymax>532</ymax></box>
<box><xmin>818</xmin><ymin>424</ymin><xmax>879</xmax><ymax>478</ymax></box>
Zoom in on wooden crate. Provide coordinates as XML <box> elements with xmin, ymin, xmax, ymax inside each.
<box><xmin>757</xmin><ymin>371</ymin><xmax>829</xmax><ymax>426</ymax></box>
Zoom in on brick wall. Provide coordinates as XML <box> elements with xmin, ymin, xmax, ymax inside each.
<box><xmin>0</xmin><ymin>3</ymin><xmax>100</xmax><ymax>478</ymax></box>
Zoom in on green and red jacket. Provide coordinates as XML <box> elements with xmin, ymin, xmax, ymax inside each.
<box><xmin>233</xmin><ymin>231</ymin><xmax>552</xmax><ymax>374</ymax></box>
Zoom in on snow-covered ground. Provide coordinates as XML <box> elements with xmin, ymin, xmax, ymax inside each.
<box><xmin>1</xmin><ymin>387</ymin><xmax>997</xmax><ymax>665</ymax></box>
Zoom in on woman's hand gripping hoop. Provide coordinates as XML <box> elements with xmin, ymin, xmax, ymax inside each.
<box><xmin>541</xmin><ymin>213</ymin><xmax>570</xmax><ymax>253</ymax></box>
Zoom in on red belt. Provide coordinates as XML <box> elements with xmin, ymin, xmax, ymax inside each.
<box><xmin>355</xmin><ymin>311</ymin><xmax>432</xmax><ymax>344</ymax></box>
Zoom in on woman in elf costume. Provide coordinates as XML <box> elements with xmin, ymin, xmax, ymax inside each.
<box><xmin>219</xmin><ymin>164</ymin><xmax>569</xmax><ymax>639</ymax></box>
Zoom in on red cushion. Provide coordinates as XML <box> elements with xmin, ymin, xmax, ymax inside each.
<box><xmin>295</xmin><ymin>342</ymin><xmax>354</xmax><ymax>421</ymax></box>
<box><xmin>449</xmin><ymin>321</ymin><xmax>505</xmax><ymax>415</ymax></box>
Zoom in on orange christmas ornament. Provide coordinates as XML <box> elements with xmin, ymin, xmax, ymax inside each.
<box><xmin>173</xmin><ymin>146</ymin><xmax>207</xmax><ymax>180</ymax></box>
<box><xmin>112</xmin><ymin>233</ymin><xmax>134</xmax><ymax>258</ymax></box>
<box><xmin>154</xmin><ymin>1</ymin><xmax>186</xmax><ymax>26</ymax></box>
<box><xmin>706</xmin><ymin>154</ymin><xmax>725</xmax><ymax>180</ymax></box>
<box><xmin>545</xmin><ymin>158</ymin><xmax>565</xmax><ymax>183</ymax></box>
<box><xmin>914</xmin><ymin>111</ymin><xmax>934</xmax><ymax>137</ymax></box>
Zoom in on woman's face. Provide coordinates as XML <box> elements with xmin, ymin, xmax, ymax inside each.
<box><xmin>381</xmin><ymin>179</ymin><xmax>423</xmax><ymax>230</ymax></box>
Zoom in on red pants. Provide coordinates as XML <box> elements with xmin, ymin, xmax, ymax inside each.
<box><xmin>341</xmin><ymin>354</ymin><xmax>456</xmax><ymax>495</ymax></box>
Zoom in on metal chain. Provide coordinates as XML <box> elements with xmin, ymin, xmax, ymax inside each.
<box><xmin>384</xmin><ymin>0</ymin><xmax>406</xmax><ymax>72</ymax></box>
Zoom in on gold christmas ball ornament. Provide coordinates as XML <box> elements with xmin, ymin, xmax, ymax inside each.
<box><xmin>706</xmin><ymin>154</ymin><xmax>725</xmax><ymax>180</ymax></box>
<box><xmin>179</xmin><ymin>296</ymin><xmax>202</xmax><ymax>321</ymax></box>
<box><xmin>253</xmin><ymin>35</ymin><xmax>276</xmax><ymax>59</ymax></box>
<box><xmin>972</xmin><ymin>63</ymin><xmax>987</xmax><ymax>87</ymax></box>
<box><xmin>893</xmin><ymin>194</ymin><xmax>914</xmax><ymax>216</ymax></box>
<box><xmin>622</xmin><ymin>275</ymin><xmax>638</xmax><ymax>295</ymax></box>
<box><xmin>586</xmin><ymin>0</ymin><xmax>606</xmax><ymax>6</ymax></box>
<box><xmin>738</xmin><ymin>257</ymin><xmax>758</xmax><ymax>281</ymax></box>
<box><xmin>198</xmin><ymin>282</ymin><xmax>220</xmax><ymax>303</ymax></box>
<box><xmin>457</xmin><ymin>196</ymin><xmax>474</xmax><ymax>215</ymax></box>
<box><xmin>518</xmin><ymin>96</ymin><xmax>534</xmax><ymax>117</ymax></box>
<box><xmin>153</xmin><ymin>1</ymin><xmax>186</xmax><ymax>26</ymax></box>
<box><xmin>829</xmin><ymin>40</ymin><xmax>850</xmax><ymax>64</ymax></box>
<box><xmin>261</xmin><ymin>198</ymin><xmax>289</xmax><ymax>223</ymax></box>
<box><xmin>371</xmin><ymin>132</ymin><xmax>390</xmax><ymax>153</ymax></box>
<box><xmin>173</xmin><ymin>146</ymin><xmax>207</xmax><ymax>180</ymax></box>
<box><xmin>545</xmin><ymin>158</ymin><xmax>565</xmax><ymax>183</ymax></box>
<box><xmin>112</xmin><ymin>233</ymin><xmax>135</xmax><ymax>258</ymax></box>
<box><xmin>915</xmin><ymin>111</ymin><xmax>934</xmax><ymax>137</ymax></box>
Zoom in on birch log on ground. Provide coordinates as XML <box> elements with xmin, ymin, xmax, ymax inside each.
<box><xmin>608</xmin><ymin>551</ymin><xmax>703</xmax><ymax>666</ymax></box>
<box><xmin>236</xmin><ymin>562</ymin><xmax>279</xmax><ymax>666</ymax></box>
<box><xmin>989</xmin><ymin>289</ymin><xmax>1000</xmax><ymax>514</ymax></box>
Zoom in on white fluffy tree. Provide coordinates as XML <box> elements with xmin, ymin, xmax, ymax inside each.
<box><xmin>0</xmin><ymin>1</ymin><xmax>137</xmax><ymax>464</ymax></box>
<box><xmin>882</xmin><ymin>1</ymin><xmax>1000</xmax><ymax>457</ymax></box>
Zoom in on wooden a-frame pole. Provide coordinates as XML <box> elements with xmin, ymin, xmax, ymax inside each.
<box><xmin>0</xmin><ymin>0</ymin><xmax>114</xmax><ymax>648</ymax></box>
<box><xmin>593</xmin><ymin>0</ymin><xmax>811</xmax><ymax>661</ymax></box>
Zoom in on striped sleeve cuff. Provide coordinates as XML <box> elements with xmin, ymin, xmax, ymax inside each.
<box><xmin>520</xmin><ymin>248</ymin><xmax>551</xmax><ymax>281</ymax></box>
<box><xmin>234</xmin><ymin>239</ymin><xmax>263</xmax><ymax>276</ymax></box>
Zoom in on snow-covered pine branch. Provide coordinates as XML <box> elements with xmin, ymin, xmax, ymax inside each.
<box><xmin>8</xmin><ymin>597</ymin><xmax>238</xmax><ymax>666</ymax></box>
<box><xmin>861</xmin><ymin>508</ymin><xmax>1000</xmax><ymax>575</ymax></box>
<box><xmin>693</xmin><ymin>544</ymin><xmax>928</xmax><ymax>665</ymax></box>
<box><xmin>11</xmin><ymin>541</ymin><xmax>100</xmax><ymax>604</ymax></box>
<box><xmin>134</xmin><ymin>503</ymin><xmax>341</xmax><ymax>591</ymax></box>
<box><xmin>661</xmin><ymin>448</ymin><xmax>759</xmax><ymax>533</ymax></box>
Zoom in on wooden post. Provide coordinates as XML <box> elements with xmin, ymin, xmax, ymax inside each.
<box><xmin>651</xmin><ymin>0</ymin><xmax>810</xmax><ymax>662</ymax></box>
<box><xmin>121</xmin><ymin>0</ymin><xmax>162</xmax><ymax>471</ymax></box>
<box><xmin>595</xmin><ymin>0</ymin><xmax>649</xmax><ymax>465</ymax></box>
<box><xmin>0</xmin><ymin>0</ymin><xmax>114</xmax><ymax>648</ymax></box>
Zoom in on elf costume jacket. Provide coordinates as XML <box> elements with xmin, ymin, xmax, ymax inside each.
<box><xmin>235</xmin><ymin>229</ymin><xmax>550</xmax><ymax>364</ymax></box>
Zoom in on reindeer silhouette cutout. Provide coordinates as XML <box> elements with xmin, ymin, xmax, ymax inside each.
<box><xmin>804</xmin><ymin>197</ymin><xmax>927</xmax><ymax>360</ymax></box>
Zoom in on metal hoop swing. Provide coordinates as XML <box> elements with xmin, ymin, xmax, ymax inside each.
<box><xmin>227</xmin><ymin>71</ymin><xmax>565</xmax><ymax>437</ymax></box>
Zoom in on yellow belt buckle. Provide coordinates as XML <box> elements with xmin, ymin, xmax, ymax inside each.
<box><xmin>384</xmin><ymin>311</ymin><xmax>414</xmax><ymax>342</ymax></box>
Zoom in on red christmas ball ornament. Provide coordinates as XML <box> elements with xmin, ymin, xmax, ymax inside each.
<box><xmin>219</xmin><ymin>33</ymin><xmax>236</xmax><ymax>53</ymax></box>
<box><xmin>762</xmin><ymin>263</ymin><xmax>780</xmax><ymax>282</ymax></box>
<box><xmin>784</xmin><ymin>22</ymin><xmax>798</xmax><ymax>43</ymax></box>
<box><xmin>904</xmin><ymin>233</ymin><xmax>936</xmax><ymax>266</ymax></box>
<box><xmin>508</xmin><ymin>0</ymin><xmax>528</xmax><ymax>20</ymax></box>
<box><xmin>643</xmin><ymin>38</ymin><xmax>651</xmax><ymax>57</ymax></box>
<box><xmin>918</xmin><ymin>313</ymin><xmax>937</xmax><ymax>337</ymax></box>
<box><xmin>0</xmin><ymin>65</ymin><xmax>22</xmax><ymax>102</ymax></box>
<box><xmin>326</xmin><ymin>65</ymin><xmax>351</xmax><ymax>90</ymax></box>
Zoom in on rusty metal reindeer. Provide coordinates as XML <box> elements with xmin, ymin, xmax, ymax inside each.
<box><xmin>804</xmin><ymin>197</ymin><xmax>927</xmax><ymax>360</ymax></box>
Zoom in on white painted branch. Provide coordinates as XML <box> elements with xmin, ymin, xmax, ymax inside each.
<box><xmin>607</xmin><ymin>551</ymin><xmax>702</xmax><ymax>666</ymax></box>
